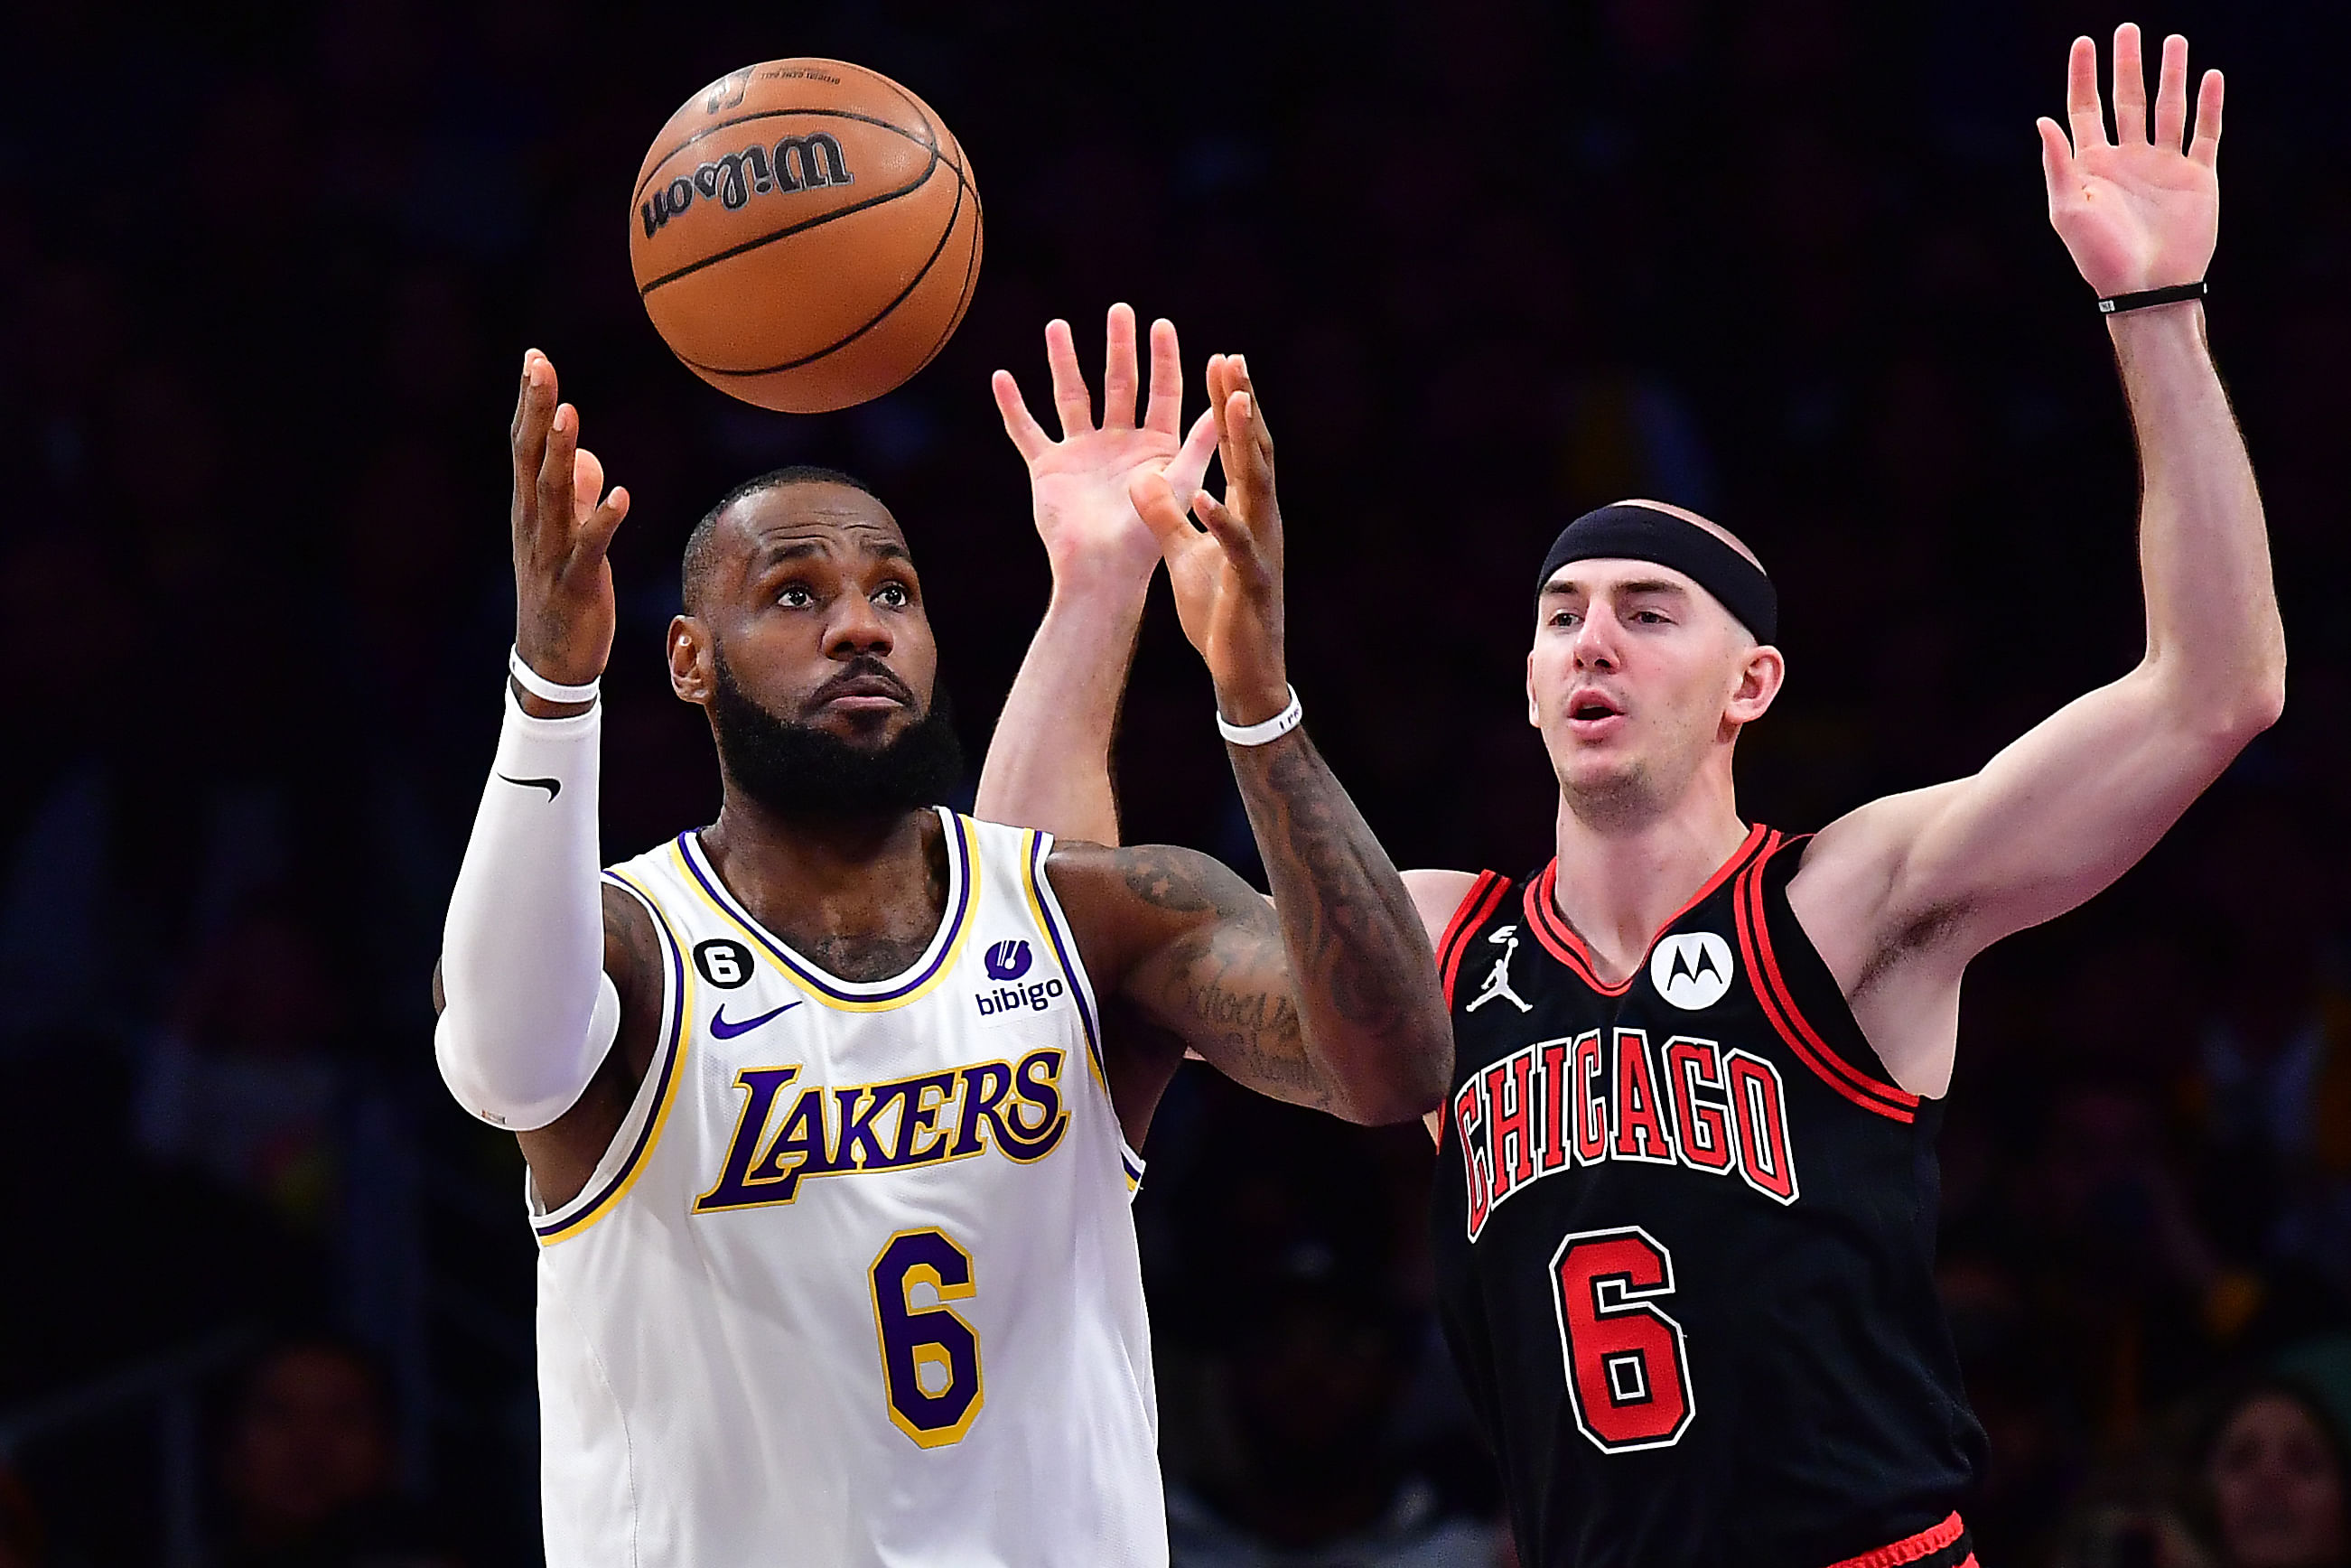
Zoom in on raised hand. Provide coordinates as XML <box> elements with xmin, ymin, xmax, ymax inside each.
<box><xmin>2038</xmin><ymin>24</ymin><xmax>2221</xmax><ymax>297</ymax></box>
<box><xmin>510</xmin><ymin>350</ymin><xmax>630</xmax><ymax>701</ymax></box>
<box><xmin>1127</xmin><ymin>354</ymin><xmax>1288</xmax><ymax>725</ymax></box>
<box><xmin>993</xmin><ymin>304</ymin><xmax>1219</xmax><ymax>592</ymax></box>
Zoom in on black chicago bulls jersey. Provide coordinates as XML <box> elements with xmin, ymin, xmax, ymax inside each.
<box><xmin>1431</xmin><ymin>827</ymin><xmax>1986</xmax><ymax>1568</ymax></box>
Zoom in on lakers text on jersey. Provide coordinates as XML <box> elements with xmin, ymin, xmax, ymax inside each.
<box><xmin>1431</xmin><ymin>827</ymin><xmax>1987</xmax><ymax>1568</ymax></box>
<box><xmin>531</xmin><ymin>810</ymin><xmax>1163</xmax><ymax>1568</ymax></box>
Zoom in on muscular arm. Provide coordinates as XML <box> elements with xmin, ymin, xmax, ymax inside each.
<box><xmin>511</xmin><ymin>889</ymin><xmax>664</xmax><ymax>1207</ymax></box>
<box><xmin>433</xmin><ymin>349</ymin><xmax>666</xmax><ymax>1207</ymax></box>
<box><xmin>1792</xmin><ymin>31</ymin><xmax>2281</xmax><ymax>1095</ymax></box>
<box><xmin>1051</xmin><ymin>728</ymin><xmax>1451</xmax><ymax>1125</ymax></box>
<box><xmin>976</xmin><ymin>578</ymin><xmax>1148</xmax><ymax>845</ymax></box>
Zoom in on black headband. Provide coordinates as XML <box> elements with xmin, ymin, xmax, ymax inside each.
<box><xmin>1535</xmin><ymin>504</ymin><xmax>1777</xmax><ymax>644</ymax></box>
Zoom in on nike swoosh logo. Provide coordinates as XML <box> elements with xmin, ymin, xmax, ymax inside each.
<box><xmin>496</xmin><ymin>773</ymin><xmax>561</xmax><ymax>800</ymax></box>
<box><xmin>709</xmin><ymin>1001</ymin><xmax>802</xmax><ymax>1039</ymax></box>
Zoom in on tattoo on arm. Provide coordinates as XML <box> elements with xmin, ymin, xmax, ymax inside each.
<box><xmin>1112</xmin><ymin>845</ymin><xmax>1334</xmax><ymax>1111</ymax></box>
<box><xmin>1232</xmin><ymin>735</ymin><xmax>1451</xmax><ymax>1117</ymax></box>
<box><xmin>1106</xmin><ymin>733</ymin><xmax>1450</xmax><ymax>1123</ymax></box>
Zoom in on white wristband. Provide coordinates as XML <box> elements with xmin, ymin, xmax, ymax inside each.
<box><xmin>509</xmin><ymin>645</ymin><xmax>602</xmax><ymax>705</ymax></box>
<box><xmin>1217</xmin><ymin>686</ymin><xmax>1303</xmax><ymax>746</ymax></box>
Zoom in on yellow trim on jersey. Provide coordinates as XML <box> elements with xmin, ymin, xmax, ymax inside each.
<box><xmin>1017</xmin><ymin>827</ymin><xmax>1111</xmax><ymax>1098</ymax></box>
<box><xmin>665</xmin><ymin>813</ymin><xmax>980</xmax><ymax>1013</ymax></box>
<box><xmin>534</xmin><ymin>870</ymin><xmax>695</xmax><ymax>1246</ymax></box>
<box><xmin>1020</xmin><ymin>826</ymin><xmax>1150</xmax><ymax>1196</ymax></box>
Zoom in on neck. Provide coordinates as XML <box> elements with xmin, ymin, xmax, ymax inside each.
<box><xmin>1550</xmin><ymin>763</ymin><xmax>1748</xmax><ymax>985</ymax></box>
<box><xmin>700</xmin><ymin>790</ymin><xmax>945</xmax><ymax>965</ymax></box>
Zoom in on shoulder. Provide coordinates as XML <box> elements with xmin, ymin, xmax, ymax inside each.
<box><xmin>598</xmin><ymin>880</ymin><xmax>665</xmax><ymax>990</ymax></box>
<box><xmin>1041</xmin><ymin>839</ymin><xmax>1273</xmax><ymax>977</ymax></box>
<box><xmin>1402</xmin><ymin>869</ymin><xmax>1483</xmax><ymax>946</ymax></box>
<box><xmin>1788</xmin><ymin>784</ymin><xmax>1969</xmax><ymax>938</ymax></box>
<box><xmin>1042</xmin><ymin>838</ymin><xmax>1261</xmax><ymax>922</ymax></box>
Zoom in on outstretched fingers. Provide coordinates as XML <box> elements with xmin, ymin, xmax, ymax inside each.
<box><xmin>990</xmin><ymin>369</ymin><xmax>1051</xmax><ymax>462</ymax></box>
<box><xmin>1217</xmin><ymin>356</ymin><xmax>1276</xmax><ymax>503</ymax></box>
<box><xmin>1187</xmin><ymin>487</ymin><xmax>1257</xmax><ymax>564</ymax></box>
<box><xmin>2153</xmin><ymin>33</ymin><xmax>2189</xmax><ymax>151</ymax></box>
<box><xmin>2037</xmin><ymin>116</ymin><xmax>2076</xmax><ymax>204</ymax></box>
<box><xmin>1168</xmin><ymin>408</ymin><xmax>1220</xmax><ymax>501</ymax></box>
<box><xmin>1043</xmin><ymin>318</ymin><xmax>1095</xmax><ymax>438</ymax></box>
<box><xmin>511</xmin><ymin>350</ymin><xmax>556</xmax><ymax>496</ymax></box>
<box><xmin>2111</xmin><ymin>23</ymin><xmax>2148</xmax><ymax>144</ymax></box>
<box><xmin>571</xmin><ymin>448</ymin><xmax>606</xmax><ymax>528</ymax></box>
<box><xmin>1143</xmin><ymin>317</ymin><xmax>1183</xmax><ymax>436</ymax></box>
<box><xmin>2189</xmin><ymin>68</ymin><xmax>2224</xmax><ymax>168</ymax></box>
<box><xmin>575</xmin><ymin>481</ymin><xmax>631</xmax><ymax>565</ymax></box>
<box><xmin>536</xmin><ymin>400</ymin><xmax>582</xmax><ymax>565</ymax></box>
<box><xmin>2066</xmin><ymin>35</ymin><xmax>2109</xmax><ymax>153</ymax></box>
<box><xmin>1102</xmin><ymin>303</ymin><xmax>1139</xmax><ymax>431</ymax></box>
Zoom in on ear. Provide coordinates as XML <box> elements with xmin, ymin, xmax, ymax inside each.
<box><xmin>1525</xmin><ymin>648</ymin><xmax>1542</xmax><ymax>729</ymax></box>
<box><xmin>670</xmin><ymin>615</ymin><xmax>714</xmax><ymax>705</ymax></box>
<box><xmin>1724</xmin><ymin>642</ymin><xmax>1785</xmax><ymax>726</ymax></box>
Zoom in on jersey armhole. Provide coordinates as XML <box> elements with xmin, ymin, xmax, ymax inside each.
<box><xmin>1734</xmin><ymin>837</ymin><xmax>1922</xmax><ymax>1124</ymax></box>
<box><xmin>533</xmin><ymin>873</ymin><xmax>694</xmax><ymax>1245</ymax></box>
<box><xmin>1437</xmin><ymin>872</ymin><xmax>1511</xmax><ymax>1008</ymax></box>
<box><xmin>1022</xmin><ymin>828</ymin><xmax>1150</xmax><ymax>1194</ymax></box>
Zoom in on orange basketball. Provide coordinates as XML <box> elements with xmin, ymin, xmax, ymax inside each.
<box><xmin>629</xmin><ymin>60</ymin><xmax>983</xmax><ymax>413</ymax></box>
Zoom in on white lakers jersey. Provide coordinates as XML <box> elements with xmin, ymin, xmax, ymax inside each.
<box><xmin>530</xmin><ymin>810</ymin><xmax>1164</xmax><ymax>1567</ymax></box>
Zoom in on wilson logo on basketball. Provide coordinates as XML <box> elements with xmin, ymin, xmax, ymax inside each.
<box><xmin>638</xmin><ymin>135</ymin><xmax>855</xmax><ymax>238</ymax></box>
<box><xmin>700</xmin><ymin>70</ymin><xmax>751</xmax><ymax>114</ymax></box>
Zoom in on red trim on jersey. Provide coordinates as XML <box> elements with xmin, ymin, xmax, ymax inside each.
<box><xmin>1745</xmin><ymin>835</ymin><xmax>1919</xmax><ymax>1115</ymax></box>
<box><xmin>1821</xmin><ymin>1511</ymin><xmax>1966</xmax><ymax>1568</ymax></box>
<box><xmin>1731</xmin><ymin>845</ymin><xmax>1917</xmax><ymax>1124</ymax></box>
<box><xmin>1440</xmin><ymin>873</ymin><xmax>1511</xmax><ymax>1006</ymax></box>
<box><xmin>1521</xmin><ymin>824</ymin><xmax>1770</xmax><ymax>995</ymax></box>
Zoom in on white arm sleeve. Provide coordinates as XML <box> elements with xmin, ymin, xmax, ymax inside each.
<box><xmin>434</xmin><ymin>685</ymin><xmax>621</xmax><ymax>1130</ymax></box>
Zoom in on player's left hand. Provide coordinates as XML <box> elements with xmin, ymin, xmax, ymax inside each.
<box><xmin>993</xmin><ymin>304</ymin><xmax>1220</xmax><ymax>593</ymax></box>
<box><xmin>1127</xmin><ymin>355</ymin><xmax>1290</xmax><ymax>727</ymax></box>
<box><xmin>2038</xmin><ymin>23</ymin><xmax>2221</xmax><ymax>298</ymax></box>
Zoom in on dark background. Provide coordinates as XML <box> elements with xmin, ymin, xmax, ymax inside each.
<box><xmin>2</xmin><ymin>1</ymin><xmax>2347</xmax><ymax>1564</ymax></box>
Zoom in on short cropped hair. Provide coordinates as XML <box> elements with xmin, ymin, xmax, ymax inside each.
<box><xmin>681</xmin><ymin>464</ymin><xmax>879</xmax><ymax>613</ymax></box>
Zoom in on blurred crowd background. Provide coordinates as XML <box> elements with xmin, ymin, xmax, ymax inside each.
<box><xmin>3</xmin><ymin>0</ymin><xmax>2348</xmax><ymax>1564</ymax></box>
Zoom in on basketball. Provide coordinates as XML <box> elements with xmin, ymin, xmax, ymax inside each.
<box><xmin>629</xmin><ymin>60</ymin><xmax>983</xmax><ymax>414</ymax></box>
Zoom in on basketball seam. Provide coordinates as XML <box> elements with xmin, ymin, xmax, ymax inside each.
<box><xmin>634</xmin><ymin>107</ymin><xmax>980</xmax><ymax>209</ymax></box>
<box><xmin>874</xmin><ymin>74</ymin><xmax>975</xmax><ymax>382</ymax></box>
<box><xmin>910</xmin><ymin>207</ymin><xmax>981</xmax><ymax>378</ymax></box>
<box><xmin>677</xmin><ymin>141</ymin><xmax>971</xmax><ymax>378</ymax></box>
<box><xmin>864</xmin><ymin>72</ymin><xmax>981</xmax><ymax>205</ymax></box>
<box><xmin>908</xmin><ymin>139</ymin><xmax>984</xmax><ymax>379</ymax></box>
<box><xmin>637</xmin><ymin>140</ymin><xmax>944</xmax><ymax>298</ymax></box>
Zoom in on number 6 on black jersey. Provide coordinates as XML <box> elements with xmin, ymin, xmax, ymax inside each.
<box><xmin>1551</xmin><ymin>1226</ymin><xmax>1695</xmax><ymax>1452</ymax></box>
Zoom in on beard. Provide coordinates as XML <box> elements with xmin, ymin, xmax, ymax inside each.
<box><xmin>710</xmin><ymin>650</ymin><xmax>966</xmax><ymax>820</ymax></box>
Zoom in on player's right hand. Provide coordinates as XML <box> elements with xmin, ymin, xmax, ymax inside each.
<box><xmin>991</xmin><ymin>304</ymin><xmax>1219</xmax><ymax>594</ymax></box>
<box><xmin>510</xmin><ymin>350</ymin><xmax>630</xmax><ymax>701</ymax></box>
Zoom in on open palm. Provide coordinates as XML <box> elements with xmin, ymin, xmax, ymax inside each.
<box><xmin>2039</xmin><ymin>24</ymin><xmax>2222</xmax><ymax>298</ymax></box>
<box><xmin>994</xmin><ymin>306</ymin><xmax>1218</xmax><ymax>589</ymax></box>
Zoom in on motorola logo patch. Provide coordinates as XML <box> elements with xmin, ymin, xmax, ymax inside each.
<box><xmin>1649</xmin><ymin>932</ymin><xmax>1734</xmax><ymax>1011</ymax></box>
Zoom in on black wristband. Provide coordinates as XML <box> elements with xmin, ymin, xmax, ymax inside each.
<box><xmin>2098</xmin><ymin>280</ymin><xmax>2206</xmax><ymax>316</ymax></box>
